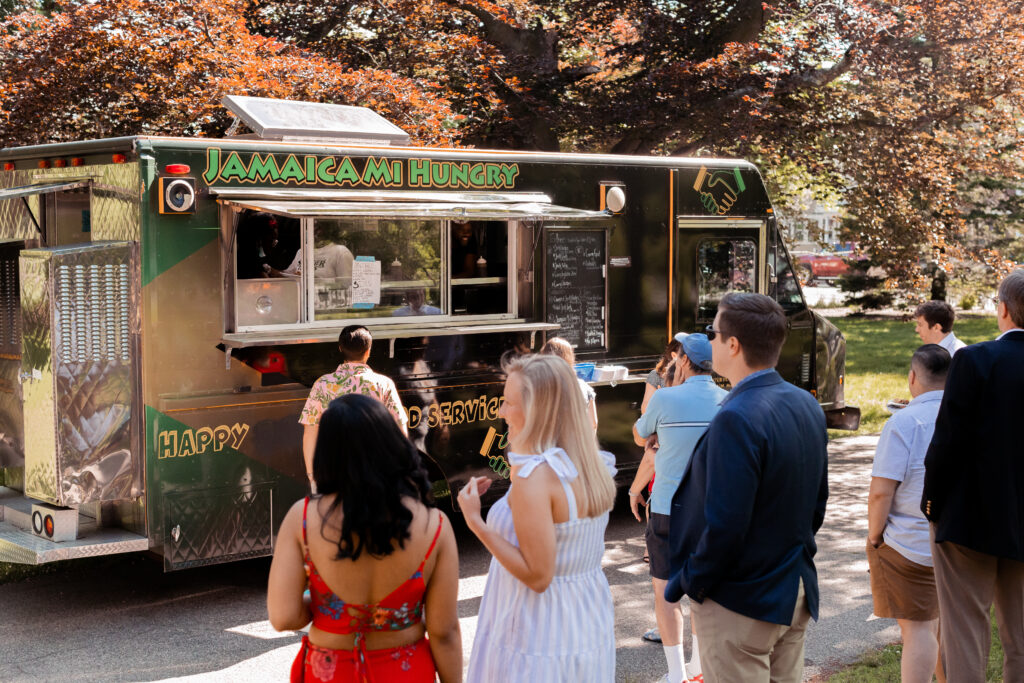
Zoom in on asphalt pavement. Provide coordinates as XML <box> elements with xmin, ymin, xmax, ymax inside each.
<box><xmin>0</xmin><ymin>434</ymin><xmax>889</xmax><ymax>682</ymax></box>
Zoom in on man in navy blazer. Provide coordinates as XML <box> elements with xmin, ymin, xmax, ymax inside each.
<box><xmin>922</xmin><ymin>268</ymin><xmax>1024</xmax><ymax>682</ymax></box>
<box><xmin>665</xmin><ymin>292</ymin><xmax>828</xmax><ymax>683</ymax></box>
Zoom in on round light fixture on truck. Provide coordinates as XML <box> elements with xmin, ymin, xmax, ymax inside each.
<box><xmin>605</xmin><ymin>186</ymin><xmax>626</xmax><ymax>212</ymax></box>
<box><xmin>158</xmin><ymin>176</ymin><xmax>197</xmax><ymax>214</ymax></box>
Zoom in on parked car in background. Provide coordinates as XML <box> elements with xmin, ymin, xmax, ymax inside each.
<box><xmin>797</xmin><ymin>251</ymin><xmax>866</xmax><ymax>285</ymax></box>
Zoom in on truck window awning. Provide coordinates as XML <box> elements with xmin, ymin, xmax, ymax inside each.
<box><xmin>221</xmin><ymin>320</ymin><xmax>561</xmax><ymax>358</ymax></box>
<box><xmin>218</xmin><ymin>198</ymin><xmax>610</xmax><ymax>221</ymax></box>
<box><xmin>211</xmin><ymin>187</ymin><xmax>553</xmax><ymax>204</ymax></box>
<box><xmin>0</xmin><ymin>180</ymin><xmax>91</xmax><ymax>201</ymax></box>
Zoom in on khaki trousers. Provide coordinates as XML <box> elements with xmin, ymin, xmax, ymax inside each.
<box><xmin>930</xmin><ymin>527</ymin><xmax>1024</xmax><ymax>683</ymax></box>
<box><xmin>690</xmin><ymin>579</ymin><xmax>811</xmax><ymax>683</ymax></box>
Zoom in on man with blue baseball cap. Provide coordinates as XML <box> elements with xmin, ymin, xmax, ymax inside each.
<box><xmin>632</xmin><ymin>331</ymin><xmax>727</xmax><ymax>683</ymax></box>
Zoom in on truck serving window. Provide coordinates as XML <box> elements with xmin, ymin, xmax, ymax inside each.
<box><xmin>450</xmin><ymin>220</ymin><xmax>509</xmax><ymax>316</ymax></box>
<box><xmin>227</xmin><ymin>209</ymin><xmax>521</xmax><ymax>330</ymax></box>
<box><xmin>697</xmin><ymin>238</ymin><xmax>756</xmax><ymax>322</ymax></box>
<box><xmin>310</xmin><ymin>218</ymin><xmax>442</xmax><ymax>320</ymax></box>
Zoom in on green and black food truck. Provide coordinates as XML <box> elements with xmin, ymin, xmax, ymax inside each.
<box><xmin>0</xmin><ymin>97</ymin><xmax>858</xmax><ymax>569</ymax></box>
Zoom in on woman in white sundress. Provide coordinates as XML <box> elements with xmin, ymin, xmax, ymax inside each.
<box><xmin>458</xmin><ymin>353</ymin><xmax>617</xmax><ymax>682</ymax></box>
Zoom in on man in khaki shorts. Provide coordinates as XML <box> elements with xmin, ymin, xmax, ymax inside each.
<box><xmin>867</xmin><ymin>344</ymin><xmax>950</xmax><ymax>683</ymax></box>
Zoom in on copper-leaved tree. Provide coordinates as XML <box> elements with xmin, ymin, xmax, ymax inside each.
<box><xmin>3</xmin><ymin>0</ymin><xmax>1022</xmax><ymax>282</ymax></box>
<box><xmin>246</xmin><ymin>0</ymin><xmax>1024</xmax><ymax>282</ymax></box>
<box><xmin>0</xmin><ymin>0</ymin><xmax>459</xmax><ymax>147</ymax></box>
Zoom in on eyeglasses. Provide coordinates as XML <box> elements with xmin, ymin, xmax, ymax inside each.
<box><xmin>704</xmin><ymin>324</ymin><xmax>722</xmax><ymax>341</ymax></box>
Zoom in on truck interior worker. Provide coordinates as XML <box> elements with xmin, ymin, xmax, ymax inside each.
<box><xmin>282</xmin><ymin>235</ymin><xmax>355</xmax><ymax>310</ymax></box>
<box><xmin>451</xmin><ymin>220</ymin><xmax>480</xmax><ymax>278</ymax></box>
<box><xmin>236</xmin><ymin>212</ymin><xmax>300</xmax><ymax>279</ymax></box>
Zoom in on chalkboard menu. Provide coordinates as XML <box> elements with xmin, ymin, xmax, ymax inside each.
<box><xmin>545</xmin><ymin>229</ymin><xmax>607</xmax><ymax>350</ymax></box>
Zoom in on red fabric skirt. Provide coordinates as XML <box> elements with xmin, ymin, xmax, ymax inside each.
<box><xmin>290</xmin><ymin>635</ymin><xmax>435</xmax><ymax>683</ymax></box>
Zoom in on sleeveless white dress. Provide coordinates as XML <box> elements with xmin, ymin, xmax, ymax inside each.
<box><xmin>466</xmin><ymin>447</ymin><xmax>616</xmax><ymax>682</ymax></box>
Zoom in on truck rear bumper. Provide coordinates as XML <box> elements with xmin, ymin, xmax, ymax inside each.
<box><xmin>0</xmin><ymin>487</ymin><xmax>148</xmax><ymax>565</ymax></box>
<box><xmin>825</xmin><ymin>406</ymin><xmax>861</xmax><ymax>431</ymax></box>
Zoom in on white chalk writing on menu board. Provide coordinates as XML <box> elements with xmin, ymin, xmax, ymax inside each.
<box><xmin>545</xmin><ymin>230</ymin><xmax>606</xmax><ymax>350</ymax></box>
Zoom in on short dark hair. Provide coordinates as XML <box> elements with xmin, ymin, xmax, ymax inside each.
<box><xmin>998</xmin><ymin>268</ymin><xmax>1024</xmax><ymax>328</ymax></box>
<box><xmin>338</xmin><ymin>325</ymin><xmax>372</xmax><ymax>361</ymax></box>
<box><xmin>911</xmin><ymin>344</ymin><xmax>951</xmax><ymax>388</ymax></box>
<box><xmin>914</xmin><ymin>300</ymin><xmax>955</xmax><ymax>334</ymax></box>
<box><xmin>313</xmin><ymin>394</ymin><xmax>432</xmax><ymax>560</ymax></box>
<box><xmin>680</xmin><ymin>352</ymin><xmax>713</xmax><ymax>376</ymax></box>
<box><xmin>717</xmin><ymin>292</ymin><xmax>787</xmax><ymax>368</ymax></box>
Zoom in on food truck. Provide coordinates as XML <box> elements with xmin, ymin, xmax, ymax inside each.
<box><xmin>0</xmin><ymin>97</ymin><xmax>858</xmax><ymax>569</ymax></box>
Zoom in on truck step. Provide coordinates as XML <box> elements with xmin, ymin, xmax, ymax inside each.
<box><xmin>0</xmin><ymin>487</ymin><xmax>149</xmax><ymax>565</ymax></box>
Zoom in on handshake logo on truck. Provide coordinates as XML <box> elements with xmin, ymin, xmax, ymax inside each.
<box><xmin>694</xmin><ymin>166</ymin><xmax>747</xmax><ymax>216</ymax></box>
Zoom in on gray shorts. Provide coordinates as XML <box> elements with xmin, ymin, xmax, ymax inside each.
<box><xmin>645</xmin><ymin>512</ymin><xmax>673</xmax><ymax>580</ymax></box>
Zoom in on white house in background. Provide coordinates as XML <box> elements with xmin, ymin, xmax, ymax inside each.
<box><xmin>781</xmin><ymin>196</ymin><xmax>845</xmax><ymax>254</ymax></box>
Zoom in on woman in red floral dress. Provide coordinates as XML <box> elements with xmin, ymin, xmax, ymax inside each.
<box><xmin>268</xmin><ymin>394</ymin><xmax>462</xmax><ymax>682</ymax></box>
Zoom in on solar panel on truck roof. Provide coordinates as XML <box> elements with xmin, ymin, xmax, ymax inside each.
<box><xmin>221</xmin><ymin>96</ymin><xmax>411</xmax><ymax>146</ymax></box>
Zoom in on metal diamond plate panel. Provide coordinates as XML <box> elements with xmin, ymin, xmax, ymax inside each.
<box><xmin>164</xmin><ymin>485</ymin><xmax>273</xmax><ymax>571</ymax></box>
<box><xmin>0</xmin><ymin>163</ymin><xmax>140</xmax><ymax>242</ymax></box>
<box><xmin>1</xmin><ymin>163</ymin><xmax>140</xmax><ymax>497</ymax></box>
<box><xmin>0</xmin><ymin>521</ymin><xmax>148</xmax><ymax>564</ymax></box>
<box><xmin>91</xmin><ymin>163</ymin><xmax>141</xmax><ymax>242</ymax></box>
<box><xmin>0</xmin><ymin>167</ymin><xmax>40</xmax><ymax>242</ymax></box>
<box><xmin>20</xmin><ymin>252</ymin><xmax>57</xmax><ymax>503</ymax></box>
<box><xmin>21</xmin><ymin>243</ymin><xmax>140</xmax><ymax>506</ymax></box>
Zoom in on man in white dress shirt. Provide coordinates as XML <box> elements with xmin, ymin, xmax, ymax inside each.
<box><xmin>914</xmin><ymin>300</ymin><xmax>966</xmax><ymax>356</ymax></box>
<box><xmin>867</xmin><ymin>344</ymin><xmax>949</xmax><ymax>683</ymax></box>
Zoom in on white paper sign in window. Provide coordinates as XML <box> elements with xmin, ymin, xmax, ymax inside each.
<box><xmin>352</xmin><ymin>258</ymin><xmax>381</xmax><ymax>305</ymax></box>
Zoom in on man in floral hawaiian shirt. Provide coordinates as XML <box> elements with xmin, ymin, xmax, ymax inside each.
<box><xmin>300</xmin><ymin>325</ymin><xmax>408</xmax><ymax>486</ymax></box>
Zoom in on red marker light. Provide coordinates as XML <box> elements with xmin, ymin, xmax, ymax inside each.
<box><xmin>2</xmin><ymin>162</ymin><xmax>13</xmax><ymax>171</ymax></box>
<box><xmin>54</xmin><ymin>159</ymin><xmax>67</xmax><ymax>168</ymax></box>
<box><xmin>44</xmin><ymin>515</ymin><xmax>54</xmax><ymax>538</ymax></box>
<box><xmin>112</xmin><ymin>154</ymin><xmax>127</xmax><ymax>164</ymax></box>
<box><xmin>165</xmin><ymin>163</ymin><xmax>190</xmax><ymax>175</ymax></box>
<box><xmin>38</xmin><ymin>160</ymin><xmax>49</xmax><ymax>169</ymax></box>
<box><xmin>71</xmin><ymin>157</ymin><xmax>85</xmax><ymax>167</ymax></box>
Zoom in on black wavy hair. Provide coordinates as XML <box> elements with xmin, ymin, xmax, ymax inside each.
<box><xmin>312</xmin><ymin>393</ymin><xmax>433</xmax><ymax>561</ymax></box>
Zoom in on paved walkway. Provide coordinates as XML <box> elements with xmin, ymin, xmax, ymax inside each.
<box><xmin>0</xmin><ymin>435</ymin><xmax>890</xmax><ymax>682</ymax></box>
<box><xmin>803</xmin><ymin>434</ymin><xmax>894</xmax><ymax>679</ymax></box>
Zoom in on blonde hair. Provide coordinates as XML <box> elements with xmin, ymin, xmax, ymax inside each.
<box><xmin>539</xmin><ymin>336</ymin><xmax>575</xmax><ymax>365</ymax></box>
<box><xmin>504</xmin><ymin>354</ymin><xmax>615</xmax><ymax>518</ymax></box>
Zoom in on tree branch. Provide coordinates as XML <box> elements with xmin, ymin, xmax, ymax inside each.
<box><xmin>452</xmin><ymin>2</ymin><xmax>558</xmax><ymax>72</ymax></box>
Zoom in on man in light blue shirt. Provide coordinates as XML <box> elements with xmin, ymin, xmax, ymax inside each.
<box><xmin>867</xmin><ymin>344</ymin><xmax>950</xmax><ymax>683</ymax></box>
<box><xmin>632</xmin><ymin>332</ymin><xmax>727</xmax><ymax>683</ymax></box>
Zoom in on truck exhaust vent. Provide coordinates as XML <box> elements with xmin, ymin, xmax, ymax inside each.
<box><xmin>0</xmin><ymin>245</ymin><xmax>20</xmax><ymax>355</ymax></box>
<box><xmin>55</xmin><ymin>263</ymin><xmax>131</xmax><ymax>363</ymax></box>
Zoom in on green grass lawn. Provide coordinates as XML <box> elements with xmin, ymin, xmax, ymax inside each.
<box><xmin>828</xmin><ymin>610</ymin><xmax>1006</xmax><ymax>681</ymax></box>
<box><xmin>832</xmin><ymin>315</ymin><xmax>1000</xmax><ymax>436</ymax></box>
